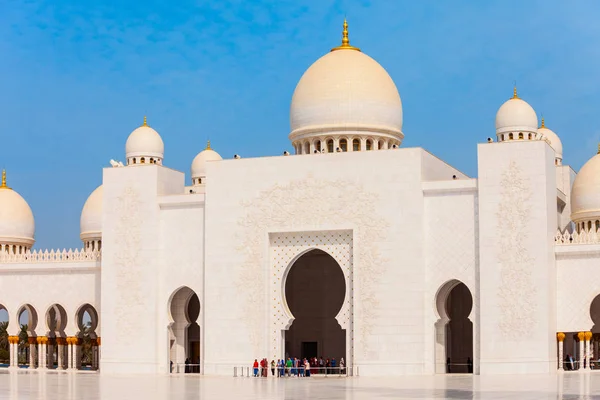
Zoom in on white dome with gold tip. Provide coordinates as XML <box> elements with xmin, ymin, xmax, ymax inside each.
<box><xmin>191</xmin><ymin>141</ymin><xmax>222</xmax><ymax>185</ymax></box>
<box><xmin>495</xmin><ymin>87</ymin><xmax>538</xmax><ymax>140</ymax></box>
<box><xmin>289</xmin><ymin>20</ymin><xmax>403</xmax><ymax>152</ymax></box>
<box><xmin>80</xmin><ymin>185</ymin><xmax>103</xmax><ymax>242</ymax></box>
<box><xmin>0</xmin><ymin>170</ymin><xmax>35</xmax><ymax>249</ymax></box>
<box><xmin>537</xmin><ymin>118</ymin><xmax>563</xmax><ymax>165</ymax></box>
<box><xmin>571</xmin><ymin>147</ymin><xmax>600</xmax><ymax>227</ymax></box>
<box><xmin>125</xmin><ymin>116</ymin><xmax>164</xmax><ymax>165</ymax></box>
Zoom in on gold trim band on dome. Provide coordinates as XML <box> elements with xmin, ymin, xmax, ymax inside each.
<box><xmin>331</xmin><ymin>19</ymin><xmax>361</xmax><ymax>52</ymax></box>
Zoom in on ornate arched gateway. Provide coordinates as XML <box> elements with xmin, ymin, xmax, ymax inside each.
<box><xmin>269</xmin><ymin>230</ymin><xmax>353</xmax><ymax>373</ymax></box>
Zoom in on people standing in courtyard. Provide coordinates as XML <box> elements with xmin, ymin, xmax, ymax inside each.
<box><xmin>305</xmin><ymin>358</ymin><xmax>310</xmax><ymax>377</ymax></box>
<box><xmin>185</xmin><ymin>358</ymin><xmax>190</xmax><ymax>373</ymax></box>
<box><xmin>286</xmin><ymin>357</ymin><xmax>292</xmax><ymax>376</ymax></box>
<box><xmin>331</xmin><ymin>358</ymin><xmax>337</xmax><ymax>374</ymax></box>
<box><xmin>340</xmin><ymin>358</ymin><xmax>345</xmax><ymax>375</ymax></box>
<box><xmin>319</xmin><ymin>357</ymin><xmax>324</xmax><ymax>374</ymax></box>
<box><xmin>325</xmin><ymin>358</ymin><xmax>330</xmax><ymax>374</ymax></box>
<box><xmin>271</xmin><ymin>359</ymin><xmax>275</xmax><ymax>376</ymax></box>
<box><xmin>253</xmin><ymin>359</ymin><xmax>259</xmax><ymax>377</ymax></box>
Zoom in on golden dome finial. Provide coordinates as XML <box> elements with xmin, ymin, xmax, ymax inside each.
<box><xmin>206</xmin><ymin>140</ymin><xmax>211</xmax><ymax>150</ymax></box>
<box><xmin>513</xmin><ymin>84</ymin><xmax>519</xmax><ymax>99</ymax></box>
<box><xmin>597</xmin><ymin>143</ymin><xmax>600</xmax><ymax>155</ymax></box>
<box><xmin>331</xmin><ymin>18</ymin><xmax>361</xmax><ymax>52</ymax></box>
<box><xmin>1</xmin><ymin>169</ymin><xmax>10</xmax><ymax>190</ymax></box>
<box><xmin>142</xmin><ymin>116</ymin><xmax>148</xmax><ymax>127</ymax></box>
<box><xmin>540</xmin><ymin>116</ymin><xmax>545</xmax><ymax>128</ymax></box>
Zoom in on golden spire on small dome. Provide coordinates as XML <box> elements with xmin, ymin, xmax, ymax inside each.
<box><xmin>540</xmin><ymin>116</ymin><xmax>545</xmax><ymax>128</ymax></box>
<box><xmin>1</xmin><ymin>169</ymin><xmax>10</xmax><ymax>190</ymax></box>
<box><xmin>206</xmin><ymin>140</ymin><xmax>211</xmax><ymax>150</ymax></box>
<box><xmin>142</xmin><ymin>116</ymin><xmax>148</xmax><ymax>127</ymax></box>
<box><xmin>512</xmin><ymin>84</ymin><xmax>519</xmax><ymax>99</ymax></box>
<box><xmin>331</xmin><ymin>18</ymin><xmax>361</xmax><ymax>52</ymax></box>
<box><xmin>597</xmin><ymin>143</ymin><xmax>600</xmax><ymax>155</ymax></box>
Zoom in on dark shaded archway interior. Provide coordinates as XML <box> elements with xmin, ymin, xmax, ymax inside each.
<box><xmin>187</xmin><ymin>293</ymin><xmax>200</xmax><ymax>368</ymax></box>
<box><xmin>285</xmin><ymin>249</ymin><xmax>346</xmax><ymax>361</ymax></box>
<box><xmin>445</xmin><ymin>282</ymin><xmax>473</xmax><ymax>373</ymax></box>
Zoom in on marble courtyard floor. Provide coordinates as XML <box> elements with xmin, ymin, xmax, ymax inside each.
<box><xmin>0</xmin><ymin>371</ymin><xmax>599</xmax><ymax>399</ymax></box>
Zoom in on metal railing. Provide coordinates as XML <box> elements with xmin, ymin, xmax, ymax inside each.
<box><xmin>234</xmin><ymin>366</ymin><xmax>352</xmax><ymax>377</ymax></box>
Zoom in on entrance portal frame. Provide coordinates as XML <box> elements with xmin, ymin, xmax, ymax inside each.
<box><xmin>269</xmin><ymin>230</ymin><xmax>353</xmax><ymax>374</ymax></box>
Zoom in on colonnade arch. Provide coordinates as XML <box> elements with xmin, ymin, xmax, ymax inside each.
<box><xmin>0</xmin><ymin>305</ymin><xmax>8</xmax><ymax>365</ymax></box>
<box><xmin>168</xmin><ymin>286</ymin><xmax>200</xmax><ymax>373</ymax></box>
<box><xmin>0</xmin><ymin>303</ymin><xmax>100</xmax><ymax>370</ymax></box>
<box><xmin>434</xmin><ymin>280</ymin><xmax>473</xmax><ymax>374</ymax></box>
<box><xmin>283</xmin><ymin>249</ymin><xmax>347</xmax><ymax>372</ymax></box>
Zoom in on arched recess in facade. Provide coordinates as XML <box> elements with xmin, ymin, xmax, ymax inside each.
<box><xmin>45</xmin><ymin>304</ymin><xmax>68</xmax><ymax>369</ymax></box>
<box><xmin>17</xmin><ymin>304</ymin><xmax>38</xmax><ymax>367</ymax></box>
<box><xmin>434</xmin><ymin>279</ymin><xmax>473</xmax><ymax>374</ymax></box>
<box><xmin>586</xmin><ymin>294</ymin><xmax>600</xmax><ymax>367</ymax></box>
<box><xmin>282</xmin><ymin>249</ymin><xmax>348</xmax><ymax>372</ymax></box>
<box><xmin>75</xmin><ymin>303</ymin><xmax>99</xmax><ymax>370</ymax></box>
<box><xmin>168</xmin><ymin>286</ymin><xmax>200</xmax><ymax>374</ymax></box>
<box><xmin>0</xmin><ymin>304</ymin><xmax>8</xmax><ymax>365</ymax></box>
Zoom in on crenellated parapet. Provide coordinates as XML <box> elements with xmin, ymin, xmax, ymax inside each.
<box><xmin>555</xmin><ymin>229</ymin><xmax>600</xmax><ymax>245</ymax></box>
<box><xmin>0</xmin><ymin>248</ymin><xmax>101</xmax><ymax>263</ymax></box>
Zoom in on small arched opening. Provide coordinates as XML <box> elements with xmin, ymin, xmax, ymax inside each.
<box><xmin>76</xmin><ymin>304</ymin><xmax>99</xmax><ymax>370</ymax></box>
<box><xmin>46</xmin><ymin>304</ymin><xmax>68</xmax><ymax>369</ymax></box>
<box><xmin>339</xmin><ymin>139</ymin><xmax>348</xmax><ymax>152</ymax></box>
<box><xmin>168</xmin><ymin>286</ymin><xmax>200</xmax><ymax>373</ymax></box>
<box><xmin>366</xmin><ymin>139</ymin><xmax>373</xmax><ymax>150</ymax></box>
<box><xmin>17</xmin><ymin>304</ymin><xmax>38</xmax><ymax>368</ymax></box>
<box><xmin>0</xmin><ymin>305</ymin><xmax>8</xmax><ymax>366</ymax></box>
<box><xmin>434</xmin><ymin>280</ymin><xmax>473</xmax><ymax>374</ymax></box>
<box><xmin>327</xmin><ymin>139</ymin><xmax>334</xmax><ymax>153</ymax></box>
<box><xmin>352</xmin><ymin>138</ymin><xmax>360</xmax><ymax>151</ymax></box>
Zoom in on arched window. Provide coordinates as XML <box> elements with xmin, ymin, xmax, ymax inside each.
<box><xmin>339</xmin><ymin>139</ymin><xmax>348</xmax><ymax>152</ymax></box>
<box><xmin>352</xmin><ymin>139</ymin><xmax>361</xmax><ymax>151</ymax></box>
<box><xmin>528</xmin><ymin>133</ymin><xmax>532</xmax><ymax>140</ymax></box>
<box><xmin>150</xmin><ymin>158</ymin><xmax>154</xmax><ymax>163</ymax></box>
<box><xmin>304</xmin><ymin>142</ymin><xmax>310</xmax><ymax>155</ymax></box>
<box><xmin>366</xmin><ymin>139</ymin><xmax>372</xmax><ymax>150</ymax></box>
<box><xmin>315</xmin><ymin>141</ymin><xmax>321</xmax><ymax>152</ymax></box>
<box><xmin>378</xmin><ymin>140</ymin><xmax>384</xmax><ymax>150</ymax></box>
<box><xmin>133</xmin><ymin>158</ymin><xmax>137</xmax><ymax>164</ymax></box>
<box><xmin>509</xmin><ymin>133</ymin><xmax>513</xmax><ymax>140</ymax></box>
<box><xmin>518</xmin><ymin>133</ymin><xmax>523</xmax><ymax>140</ymax></box>
<box><xmin>141</xmin><ymin>157</ymin><xmax>146</xmax><ymax>164</ymax></box>
<box><xmin>327</xmin><ymin>139</ymin><xmax>334</xmax><ymax>153</ymax></box>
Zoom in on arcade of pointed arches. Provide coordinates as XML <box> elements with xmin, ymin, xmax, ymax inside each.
<box><xmin>0</xmin><ymin>302</ymin><xmax>100</xmax><ymax>371</ymax></box>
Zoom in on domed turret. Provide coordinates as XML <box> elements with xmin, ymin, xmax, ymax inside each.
<box><xmin>80</xmin><ymin>185</ymin><xmax>103</xmax><ymax>251</ymax></box>
<box><xmin>537</xmin><ymin>118</ymin><xmax>563</xmax><ymax>165</ymax></box>
<box><xmin>125</xmin><ymin>116</ymin><xmax>164</xmax><ymax>166</ymax></box>
<box><xmin>495</xmin><ymin>87</ymin><xmax>539</xmax><ymax>142</ymax></box>
<box><xmin>289</xmin><ymin>20</ymin><xmax>403</xmax><ymax>154</ymax></box>
<box><xmin>571</xmin><ymin>146</ymin><xmax>600</xmax><ymax>232</ymax></box>
<box><xmin>190</xmin><ymin>141</ymin><xmax>222</xmax><ymax>190</ymax></box>
<box><xmin>0</xmin><ymin>170</ymin><xmax>35</xmax><ymax>253</ymax></box>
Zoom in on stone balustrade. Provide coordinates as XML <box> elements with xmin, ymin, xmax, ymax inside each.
<box><xmin>0</xmin><ymin>249</ymin><xmax>101</xmax><ymax>263</ymax></box>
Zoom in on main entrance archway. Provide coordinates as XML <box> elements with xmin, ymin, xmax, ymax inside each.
<box><xmin>168</xmin><ymin>287</ymin><xmax>200</xmax><ymax>373</ymax></box>
<box><xmin>434</xmin><ymin>280</ymin><xmax>473</xmax><ymax>374</ymax></box>
<box><xmin>284</xmin><ymin>249</ymin><xmax>346</xmax><ymax>369</ymax></box>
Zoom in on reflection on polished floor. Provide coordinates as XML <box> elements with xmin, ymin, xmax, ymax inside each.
<box><xmin>0</xmin><ymin>371</ymin><xmax>599</xmax><ymax>399</ymax></box>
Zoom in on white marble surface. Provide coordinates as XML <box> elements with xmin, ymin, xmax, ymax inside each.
<box><xmin>0</xmin><ymin>372</ymin><xmax>598</xmax><ymax>399</ymax></box>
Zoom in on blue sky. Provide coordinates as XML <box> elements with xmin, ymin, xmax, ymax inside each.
<box><xmin>1</xmin><ymin>0</ymin><xmax>600</xmax><ymax>249</ymax></box>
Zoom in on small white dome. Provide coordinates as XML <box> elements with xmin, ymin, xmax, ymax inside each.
<box><xmin>495</xmin><ymin>89</ymin><xmax>538</xmax><ymax>135</ymax></box>
<box><xmin>191</xmin><ymin>145</ymin><xmax>222</xmax><ymax>180</ymax></box>
<box><xmin>125</xmin><ymin>117</ymin><xmax>164</xmax><ymax>161</ymax></box>
<box><xmin>571</xmin><ymin>151</ymin><xmax>600</xmax><ymax>223</ymax></box>
<box><xmin>0</xmin><ymin>172</ymin><xmax>35</xmax><ymax>246</ymax></box>
<box><xmin>289</xmin><ymin>23</ymin><xmax>402</xmax><ymax>145</ymax></box>
<box><xmin>537</xmin><ymin>120</ymin><xmax>563</xmax><ymax>161</ymax></box>
<box><xmin>80</xmin><ymin>185</ymin><xmax>103</xmax><ymax>240</ymax></box>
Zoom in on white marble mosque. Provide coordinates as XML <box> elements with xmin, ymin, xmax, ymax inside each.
<box><xmin>0</xmin><ymin>20</ymin><xmax>599</xmax><ymax>377</ymax></box>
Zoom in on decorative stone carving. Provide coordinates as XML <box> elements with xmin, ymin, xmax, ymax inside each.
<box><xmin>236</xmin><ymin>176</ymin><xmax>389</xmax><ymax>357</ymax></box>
<box><xmin>112</xmin><ymin>185</ymin><xmax>143</xmax><ymax>343</ymax></box>
<box><xmin>496</xmin><ymin>161</ymin><xmax>537</xmax><ymax>336</ymax></box>
<box><xmin>0</xmin><ymin>248</ymin><xmax>100</xmax><ymax>263</ymax></box>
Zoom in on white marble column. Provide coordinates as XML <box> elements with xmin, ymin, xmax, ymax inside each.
<box><xmin>557</xmin><ymin>332</ymin><xmax>565</xmax><ymax>371</ymax></box>
<box><xmin>74</xmin><ymin>341</ymin><xmax>82</xmax><ymax>370</ymax></box>
<box><xmin>66</xmin><ymin>337</ymin><xmax>74</xmax><ymax>371</ymax></box>
<box><xmin>8</xmin><ymin>337</ymin><xmax>16</xmax><ymax>368</ymax></box>
<box><xmin>578</xmin><ymin>332</ymin><xmax>585</xmax><ymax>371</ymax></box>
<box><xmin>37</xmin><ymin>337</ymin><xmax>47</xmax><ymax>370</ymax></box>
<box><xmin>29</xmin><ymin>338</ymin><xmax>37</xmax><ymax>369</ymax></box>
<box><xmin>47</xmin><ymin>341</ymin><xmax>54</xmax><ymax>369</ymax></box>
<box><xmin>57</xmin><ymin>338</ymin><xmax>64</xmax><ymax>370</ymax></box>
<box><xmin>586</xmin><ymin>332</ymin><xmax>593</xmax><ymax>371</ymax></box>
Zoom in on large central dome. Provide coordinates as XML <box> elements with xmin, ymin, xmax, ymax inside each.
<box><xmin>289</xmin><ymin>21</ymin><xmax>403</xmax><ymax>153</ymax></box>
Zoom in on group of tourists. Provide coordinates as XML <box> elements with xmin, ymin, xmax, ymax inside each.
<box><xmin>252</xmin><ymin>356</ymin><xmax>346</xmax><ymax>377</ymax></box>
